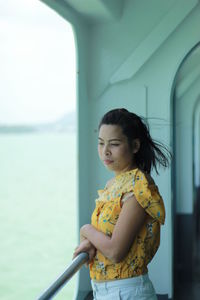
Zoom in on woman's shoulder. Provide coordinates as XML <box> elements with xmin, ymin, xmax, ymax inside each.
<box><xmin>122</xmin><ymin>168</ymin><xmax>158</xmax><ymax>198</ymax></box>
<box><xmin>104</xmin><ymin>168</ymin><xmax>156</xmax><ymax>191</ymax></box>
<box><xmin>134</xmin><ymin>169</ymin><xmax>155</xmax><ymax>186</ymax></box>
<box><xmin>120</xmin><ymin>168</ymin><xmax>153</xmax><ymax>186</ymax></box>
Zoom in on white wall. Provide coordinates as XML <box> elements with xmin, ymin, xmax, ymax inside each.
<box><xmin>86</xmin><ymin>1</ymin><xmax>200</xmax><ymax>298</ymax></box>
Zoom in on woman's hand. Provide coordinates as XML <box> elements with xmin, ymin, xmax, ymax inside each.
<box><xmin>73</xmin><ymin>239</ymin><xmax>96</xmax><ymax>265</ymax></box>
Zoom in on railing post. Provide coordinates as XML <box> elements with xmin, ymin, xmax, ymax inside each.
<box><xmin>37</xmin><ymin>252</ymin><xmax>89</xmax><ymax>300</ymax></box>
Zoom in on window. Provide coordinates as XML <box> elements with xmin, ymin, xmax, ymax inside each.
<box><xmin>0</xmin><ymin>1</ymin><xmax>77</xmax><ymax>299</ymax></box>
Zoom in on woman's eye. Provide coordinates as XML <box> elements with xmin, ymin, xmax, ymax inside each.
<box><xmin>98</xmin><ymin>142</ymin><xmax>104</xmax><ymax>146</ymax></box>
<box><xmin>111</xmin><ymin>144</ymin><xmax>120</xmax><ymax>146</ymax></box>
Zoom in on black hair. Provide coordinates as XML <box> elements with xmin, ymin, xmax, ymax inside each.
<box><xmin>99</xmin><ymin>108</ymin><xmax>171</xmax><ymax>174</ymax></box>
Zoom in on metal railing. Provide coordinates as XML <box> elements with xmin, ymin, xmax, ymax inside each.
<box><xmin>37</xmin><ymin>252</ymin><xmax>89</xmax><ymax>300</ymax></box>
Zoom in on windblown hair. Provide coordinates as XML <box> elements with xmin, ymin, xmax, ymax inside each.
<box><xmin>99</xmin><ymin>108</ymin><xmax>171</xmax><ymax>174</ymax></box>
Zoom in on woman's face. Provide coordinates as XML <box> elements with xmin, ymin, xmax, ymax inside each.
<box><xmin>98</xmin><ymin>124</ymin><xmax>137</xmax><ymax>176</ymax></box>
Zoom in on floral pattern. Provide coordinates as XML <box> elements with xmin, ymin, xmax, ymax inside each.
<box><xmin>89</xmin><ymin>168</ymin><xmax>165</xmax><ymax>281</ymax></box>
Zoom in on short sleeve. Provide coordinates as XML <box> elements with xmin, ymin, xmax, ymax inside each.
<box><xmin>122</xmin><ymin>170</ymin><xmax>165</xmax><ymax>224</ymax></box>
<box><xmin>132</xmin><ymin>171</ymin><xmax>165</xmax><ymax>224</ymax></box>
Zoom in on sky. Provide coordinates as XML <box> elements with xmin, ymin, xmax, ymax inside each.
<box><xmin>0</xmin><ymin>0</ymin><xmax>76</xmax><ymax>124</ymax></box>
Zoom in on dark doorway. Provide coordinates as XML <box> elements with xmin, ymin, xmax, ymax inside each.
<box><xmin>172</xmin><ymin>44</ymin><xmax>200</xmax><ymax>300</ymax></box>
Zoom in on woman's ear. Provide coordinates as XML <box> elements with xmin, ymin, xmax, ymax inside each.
<box><xmin>132</xmin><ymin>139</ymin><xmax>140</xmax><ymax>154</ymax></box>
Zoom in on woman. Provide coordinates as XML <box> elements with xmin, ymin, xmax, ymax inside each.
<box><xmin>73</xmin><ymin>108</ymin><xmax>170</xmax><ymax>299</ymax></box>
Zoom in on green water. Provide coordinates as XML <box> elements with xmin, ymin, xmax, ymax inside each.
<box><xmin>0</xmin><ymin>133</ymin><xmax>78</xmax><ymax>300</ymax></box>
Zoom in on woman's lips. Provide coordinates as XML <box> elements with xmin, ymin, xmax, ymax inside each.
<box><xmin>104</xmin><ymin>160</ymin><xmax>113</xmax><ymax>165</ymax></box>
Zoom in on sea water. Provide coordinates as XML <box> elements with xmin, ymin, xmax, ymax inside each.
<box><xmin>0</xmin><ymin>132</ymin><xmax>78</xmax><ymax>299</ymax></box>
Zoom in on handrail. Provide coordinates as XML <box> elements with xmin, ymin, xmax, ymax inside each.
<box><xmin>37</xmin><ymin>252</ymin><xmax>89</xmax><ymax>300</ymax></box>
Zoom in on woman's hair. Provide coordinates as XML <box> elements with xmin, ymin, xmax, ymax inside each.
<box><xmin>99</xmin><ymin>108</ymin><xmax>171</xmax><ymax>174</ymax></box>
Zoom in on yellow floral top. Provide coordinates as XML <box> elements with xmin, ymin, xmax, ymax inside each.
<box><xmin>89</xmin><ymin>168</ymin><xmax>165</xmax><ymax>281</ymax></box>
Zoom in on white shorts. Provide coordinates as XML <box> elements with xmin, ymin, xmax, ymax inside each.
<box><xmin>91</xmin><ymin>273</ymin><xmax>157</xmax><ymax>300</ymax></box>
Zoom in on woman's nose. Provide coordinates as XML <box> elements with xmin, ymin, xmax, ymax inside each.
<box><xmin>103</xmin><ymin>145</ymin><xmax>110</xmax><ymax>156</ymax></box>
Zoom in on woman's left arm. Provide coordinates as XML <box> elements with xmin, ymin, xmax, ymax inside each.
<box><xmin>80</xmin><ymin>196</ymin><xmax>146</xmax><ymax>263</ymax></box>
